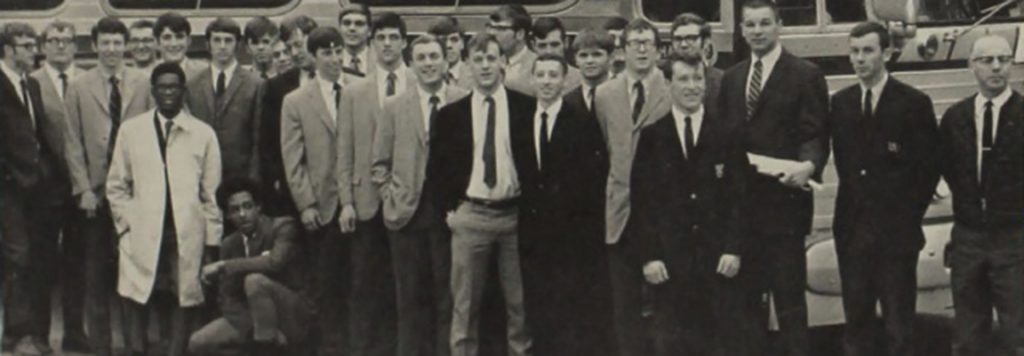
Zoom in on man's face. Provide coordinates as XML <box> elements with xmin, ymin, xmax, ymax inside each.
<box><xmin>441</xmin><ymin>32</ymin><xmax>464</xmax><ymax>65</ymax></box>
<box><xmin>158</xmin><ymin>28</ymin><xmax>190</xmax><ymax>63</ymax></box>
<box><xmin>43</xmin><ymin>28</ymin><xmax>76</xmax><ymax>67</ymax></box>
<box><xmin>314</xmin><ymin>44</ymin><xmax>345</xmax><ymax>82</ymax></box>
<box><xmin>970</xmin><ymin>37</ymin><xmax>1013</xmax><ymax>94</ymax></box>
<box><xmin>248</xmin><ymin>34</ymin><xmax>275</xmax><ymax>66</ymax></box>
<box><xmin>373</xmin><ymin>28</ymin><xmax>406</xmax><ymax>67</ymax></box>
<box><xmin>128</xmin><ymin>27</ymin><xmax>157</xmax><ymax>64</ymax></box>
<box><xmin>672</xmin><ymin>24</ymin><xmax>704</xmax><ymax>58</ymax></box>
<box><xmin>152</xmin><ymin>72</ymin><xmax>185</xmax><ymax>113</ymax></box>
<box><xmin>411</xmin><ymin>41</ymin><xmax>446</xmax><ymax>87</ymax></box>
<box><xmin>339</xmin><ymin>13</ymin><xmax>369</xmax><ymax>49</ymax></box>
<box><xmin>575</xmin><ymin>46</ymin><xmax>610</xmax><ymax>81</ymax></box>
<box><xmin>468</xmin><ymin>42</ymin><xmax>505</xmax><ymax>91</ymax></box>
<box><xmin>532</xmin><ymin>59</ymin><xmax>565</xmax><ymax>102</ymax></box>
<box><xmin>487</xmin><ymin>19</ymin><xmax>520</xmax><ymax>55</ymax></box>
<box><xmin>533</xmin><ymin>29</ymin><xmax>565</xmax><ymax>57</ymax></box>
<box><xmin>287</xmin><ymin>29</ymin><xmax>312</xmax><ymax>70</ymax></box>
<box><xmin>272</xmin><ymin>40</ymin><xmax>293</xmax><ymax>73</ymax></box>
<box><xmin>670</xmin><ymin>61</ymin><xmax>706</xmax><ymax>112</ymax></box>
<box><xmin>8</xmin><ymin>35</ymin><xmax>37</xmax><ymax>71</ymax></box>
<box><xmin>741</xmin><ymin>6</ymin><xmax>781</xmax><ymax>55</ymax></box>
<box><xmin>209</xmin><ymin>32</ymin><xmax>237</xmax><ymax>66</ymax></box>
<box><xmin>95</xmin><ymin>33</ymin><xmax>126</xmax><ymax>69</ymax></box>
<box><xmin>624</xmin><ymin>29</ymin><xmax>658</xmax><ymax>74</ymax></box>
<box><xmin>225</xmin><ymin>191</ymin><xmax>261</xmax><ymax>234</ymax></box>
<box><xmin>849</xmin><ymin>33</ymin><xmax>890</xmax><ymax>83</ymax></box>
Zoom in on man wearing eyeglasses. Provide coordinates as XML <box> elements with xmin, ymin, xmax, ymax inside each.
<box><xmin>940</xmin><ymin>34</ymin><xmax>1024</xmax><ymax>356</ymax></box>
<box><xmin>0</xmin><ymin>22</ymin><xmax>68</xmax><ymax>356</ymax></box>
<box><xmin>670</xmin><ymin>13</ymin><xmax>723</xmax><ymax>111</ymax></box>
<box><xmin>128</xmin><ymin>20</ymin><xmax>158</xmax><ymax>75</ymax></box>
<box><xmin>487</xmin><ymin>5</ymin><xmax>535</xmax><ymax>93</ymax></box>
<box><xmin>339</xmin><ymin>3</ymin><xmax>373</xmax><ymax>77</ymax></box>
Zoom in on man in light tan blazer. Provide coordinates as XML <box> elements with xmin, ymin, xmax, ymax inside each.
<box><xmin>371</xmin><ymin>35</ymin><xmax>468</xmax><ymax>356</ymax></box>
<box><xmin>63</xmin><ymin>17</ymin><xmax>154</xmax><ymax>355</ymax></box>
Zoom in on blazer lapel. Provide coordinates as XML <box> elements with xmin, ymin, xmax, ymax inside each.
<box><xmin>120</xmin><ymin>72</ymin><xmax>140</xmax><ymax>117</ymax></box>
<box><xmin>87</xmin><ymin>71</ymin><xmax>111</xmax><ymax>116</ymax></box>
<box><xmin>0</xmin><ymin>70</ymin><xmax>28</xmax><ymax>116</ymax></box>
<box><xmin>995</xmin><ymin>93</ymin><xmax>1022</xmax><ymax>149</ymax></box>
<box><xmin>634</xmin><ymin>75</ymin><xmax>666</xmax><ymax>132</ymax></box>
<box><xmin>215</xmin><ymin>67</ymin><xmax>245</xmax><ymax>118</ymax></box>
<box><xmin>306</xmin><ymin>82</ymin><xmax>336</xmax><ymax>133</ymax></box>
<box><xmin>196</xmin><ymin>71</ymin><xmax>217</xmax><ymax>123</ymax></box>
<box><xmin>405</xmin><ymin>90</ymin><xmax>428</xmax><ymax>146</ymax></box>
<box><xmin>36</xmin><ymin>71</ymin><xmax>61</xmax><ymax>106</ymax></box>
<box><xmin>752</xmin><ymin>54</ymin><xmax>788</xmax><ymax>119</ymax></box>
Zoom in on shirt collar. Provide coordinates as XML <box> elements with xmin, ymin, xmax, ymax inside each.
<box><xmin>419</xmin><ymin>83</ymin><xmax>447</xmax><ymax>104</ymax></box>
<box><xmin>536</xmin><ymin>98</ymin><xmax>563</xmax><ymax>118</ymax></box>
<box><xmin>976</xmin><ymin>86</ymin><xmax>1013</xmax><ymax>109</ymax></box>
<box><xmin>672</xmin><ymin>105</ymin><xmax>704</xmax><ymax>123</ymax></box>
<box><xmin>474</xmin><ymin>85</ymin><xmax>508</xmax><ymax>104</ymax></box>
<box><xmin>860</xmin><ymin>72</ymin><xmax>888</xmax><ymax>97</ymax></box>
<box><xmin>318</xmin><ymin>75</ymin><xmax>343</xmax><ymax>90</ymax></box>
<box><xmin>376</xmin><ymin>63</ymin><xmax>406</xmax><ymax>80</ymax></box>
<box><xmin>752</xmin><ymin>43</ymin><xmax>783</xmax><ymax>66</ymax></box>
<box><xmin>212</xmin><ymin>60</ymin><xmax>237</xmax><ymax>76</ymax></box>
<box><xmin>625</xmin><ymin>69</ymin><xmax>654</xmax><ymax>91</ymax></box>
<box><xmin>45</xmin><ymin>63</ymin><xmax>75</xmax><ymax>80</ymax></box>
<box><xmin>0</xmin><ymin>61</ymin><xmax>24</xmax><ymax>84</ymax></box>
<box><xmin>98</xmin><ymin>65</ymin><xmax>124</xmax><ymax>82</ymax></box>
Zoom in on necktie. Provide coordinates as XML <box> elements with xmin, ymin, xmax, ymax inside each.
<box><xmin>684</xmin><ymin>116</ymin><xmax>695</xmax><ymax>159</ymax></box>
<box><xmin>632</xmin><ymin>81</ymin><xmax>645</xmax><ymax>123</ymax></box>
<box><xmin>19</xmin><ymin>78</ymin><xmax>35</xmax><ymax>128</ymax></box>
<box><xmin>483</xmin><ymin>96</ymin><xmax>497</xmax><ymax>188</ymax></box>
<box><xmin>351</xmin><ymin>56</ymin><xmax>361</xmax><ymax>73</ymax></box>
<box><xmin>164</xmin><ymin>120</ymin><xmax>174</xmax><ymax>145</ymax></box>
<box><xmin>333</xmin><ymin>83</ymin><xmax>342</xmax><ymax>111</ymax></box>
<box><xmin>863</xmin><ymin>88</ymin><xmax>874</xmax><ymax>140</ymax></box>
<box><xmin>216</xmin><ymin>71</ymin><xmax>226</xmax><ymax>97</ymax></box>
<box><xmin>747</xmin><ymin>60</ymin><xmax>763</xmax><ymax>119</ymax></box>
<box><xmin>59</xmin><ymin>72</ymin><xmax>68</xmax><ymax>96</ymax></box>
<box><xmin>386</xmin><ymin>72</ymin><xmax>397</xmax><ymax>97</ymax></box>
<box><xmin>109</xmin><ymin>76</ymin><xmax>122</xmax><ymax>157</ymax></box>
<box><xmin>428</xmin><ymin>95</ymin><xmax>440</xmax><ymax>133</ymax></box>
<box><xmin>981</xmin><ymin>100</ymin><xmax>994</xmax><ymax>183</ymax></box>
<box><xmin>539</xmin><ymin>111</ymin><xmax>549</xmax><ymax>169</ymax></box>
<box><xmin>260</xmin><ymin>70</ymin><xmax>268</xmax><ymax>80</ymax></box>
<box><xmin>588</xmin><ymin>86</ymin><xmax>596</xmax><ymax>112</ymax></box>
<box><xmin>446</xmin><ymin>71</ymin><xmax>456</xmax><ymax>84</ymax></box>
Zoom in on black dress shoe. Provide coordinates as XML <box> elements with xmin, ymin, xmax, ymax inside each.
<box><xmin>61</xmin><ymin>333</ymin><xmax>93</xmax><ymax>353</ymax></box>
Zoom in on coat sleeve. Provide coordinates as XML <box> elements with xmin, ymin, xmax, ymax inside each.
<box><xmin>909</xmin><ymin>93</ymin><xmax>941</xmax><ymax>218</ymax></box>
<box><xmin>797</xmin><ymin>65</ymin><xmax>830</xmax><ymax>178</ymax></box>
<box><xmin>281</xmin><ymin>95</ymin><xmax>317</xmax><ymax>212</ymax></box>
<box><xmin>248</xmin><ymin>79</ymin><xmax>265</xmax><ymax>181</ymax></box>
<box><xmin>336</xmin><ymin>89</ymin><xmax>357</xmax><ymax>208</ymax></box>
<box><xmin>630</xmin><ymin>128</ymin><xmax>664</xmax><ymax>265</ymax></box>
<box><xmin>370</xmin><ymin>97</ymin><xmax>397</xmax><ymax>199</ymax></box>
<box><xmin>223</xmin><ymin>218</ymin><xmax>300</xmax><ymax>275</ymax></box>
<box><xmin>201</xmin><ymin>130</ymin><xmax>224</xmax><ymax>246</ymax></box>
<box><xmin>722</xmin><ymin>126</ymin><xmax>752</xmax><ymax>256</ymax></box>
<box><xmin>105</xmin><ymin>126</ymin><xmax>134</xmax><ymax>237</ymax></box>
<box><xmin>63</xmin><ymin>81</ymin><xmax>92</xmax><ymax>197</ymax></box>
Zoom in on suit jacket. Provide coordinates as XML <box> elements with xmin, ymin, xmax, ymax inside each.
<box><xmin>177</xmin><ymin>58</ymin><xmax>210</xmax><ymax>81</ymax></box>
<box><xmin>503</xmin><ymin>48</ymin><xmax>539</xmax><ymax>94</ymax></box>
<box><xmin>0</xmin><ymin>69</ymin><xmax>64</xmax><ymax>198</ymax></box>
<box><xmin>427</xmin><ymin>87</ymin><xmax>536</xmax><ymax>213</ymax></box>
<box><xmin>64</xmin><ymin>66</ymin><xmax>154</xmax><ymax>198</ymax></box>
<box><xmin>448</xmin><ymin>61</ymin><xmax>475</xmax><ymax>91</ymax></box>
<box><xmin>939</xmin><ymin>91</ymin><xmax>1024</xmax><ymax>229</ymax></box>
<box><xmin>371</xmin><ymin>84</ymin><xmax>469</xmax><ymax>230</ymax></box>
<box><xmin>337</xmin><ymin>67</ymin><xmax>418</xmax><ymax>221</ymax></box>
<box><xmin>705</xmin><ymin>66</ymin><xmax>723</xmax><ymax>113</ymax></box>
<box><xmin>259</xmin><ymin>67</ymin><xmax>308</xmax><ymax>216</ymax></box>
<box><xmin>830</xmin><ymin>78</ymin><xmax>940</xmax><ymax>254</ymax></box>
<box><xmin>720</xmin><ymin>50</ymin><xmax>828</xmax><ymax>237</ymax></box>
<box><xmin>282</xmin><ymin>79</ymin><xmax>346</xmax><ymax>221</ymax></box>
<box><xmin>186</xmin><ymin>65</ymin><xmax>263</xmax><ymax>180</ymax></box>
<box><xmin>505</xmin><ymin>62</ymin><xmax>584</xmax><ymax>96</ymax></box>
<box><xmin>632</xmin><ymin>109</ymin><xmax>749</xmax><ymax>275</ymax></box>
<box><xmin>595</xmin><ymin>73</ymin><xmax>672</xmax><ymax>245</ymax></box>
<box><xmin>106</xmin><ymin>109</ymin><xmax>222</xmax><ymax>306</ymax></box>
<box><xmin>219</xmin><ymin>215</ymin><xmax>309</xmax><ymax>335</ymax></box>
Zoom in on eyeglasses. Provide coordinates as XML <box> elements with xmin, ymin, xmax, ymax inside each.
<box><xmin>486</xmin><ymin>23</ymin><xmax>515</xmax><ymax>32</ymax></box>
<box><xmin>13</xmin><ymin>42</ymin><xmax>38</xmax><ymax>51</ymax></box>
<box><xmin>973</xmin><ymin>55</ymin><xmax>1014</xmax><ymax>65</ymax></box>
<box><xmin>672</xmin><ymin>35</ymin><xmax>702</xmax><ymax>44</ymax></box>
<box><xmin>45</xmin><ymin>38</ymin><xmax>74</xmax><ymax>47</ymax></box>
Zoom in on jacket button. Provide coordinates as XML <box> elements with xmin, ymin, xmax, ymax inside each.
<box><xmin>692</xmin><ymin>225</ymin><xmax>700</xmax><ymax>231</ymax></box>
<box><xmin>690</xmin><ymin>193</ymin><xmax>698</xmax><ymax>200</ymax></box>
<box><xmin>860</xmin><ymin>169</ymin><xmax>867</xmax><ymax>176</ymax></box>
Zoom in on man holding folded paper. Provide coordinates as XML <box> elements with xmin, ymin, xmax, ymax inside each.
<box><xmin>718</xmin><ymin>1</ymin><xmax>829</xmax><ymax>355</ymax></box>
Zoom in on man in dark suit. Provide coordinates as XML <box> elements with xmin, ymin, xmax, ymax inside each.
<box><xmin>189</xmin><ymin>178</ymin><xmax>313</xmax><ymax>356</ymax></box>
<box><xmin>829</xmin><ymin>22</ymin><xmax>941</xmax><ymax>356</ymax></box>
<box><xmin>671</xmin><ymin>13</ymin><xmax>722</xmax><ymax>110</ymax></box>
<box><xmin>939</xmin><ymin>35</ymin><xmax>1024</xmax><ymax>356</ymax></box>
<box><xmin>564</xmin><ymin>29</ymin><xmax>614</xmax><ymax>114</ymax></box>
<box><xmin>427</xmin><ymin>33</ymin><xmax>534</xmax><ymax>356</ymax></box>
<box><xmin>633</xmin><ymin>53</ymin><xmax>749</xmax><ymax>356</ymax></box>
<box><xmin>187</xmin><ymin>17</ymin><xmax>263</xmax><ymax>181</ymax></box>
<box><xmin>515</xmin><ymin>53</ymin><xmax>612</xmax><ymax>356</ymax></box>
<box><xmin>719</xmin><ymin>1</ymin><xmax>829</xmax><ymax>355</ymax></box>
<box><xmin>259</xmin><ymin>15</ymin><xmax>317</xmax><ymax>218</ymax></box>
<box><xmin>0</xmin><ymin>22</ymin><xmax>68</xmax><ymax>356</ymax></box>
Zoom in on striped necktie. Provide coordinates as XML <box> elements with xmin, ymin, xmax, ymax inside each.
<box><xmin>746</xmin><ymin>60</ymin><xmax>763</xmax><ymax>119</ymax></box>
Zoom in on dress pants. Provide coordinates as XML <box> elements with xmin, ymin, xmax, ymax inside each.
<box><xmin>0</xmin><ymin>184</ymin><xmax>59</xmax><ymax>342</ymax></box>
<box><xmin>746</xmin><ymin>234</ymin><xmax>809</xmax><ymax>356</ymax></box>
<box><xmin>608</xmin><ymin>232</ymin><xmax>653</xmax><ymax>356</ymax></box>
<box><xmin>306</xmin><ymin>219</ymin><xmax>350</xmax><ymax>356</ymax></box>
<box><xmin>447</xmin><ymin>201</ymin><xmax>531</xmax><ymax>356</ymax></box>
<box><xmin>122</xmin><ymin>292</ymin><xmax>201</xmax><ymax>356</ymax></box>
<box><xmin>350</xmin><ymin>214</ymin><xmax>397</xmax><ymax>356</ymax></box>
<box><xmin>28</xmin><ymin>202</ymin><xmax>88</xmax><ymax>345</ymax></box>
<box><xmin>388</xmin><ymin>221</ymin><xmax>451</xmax><ymax>356</ymax></box>
<box><xmin>949</xmin><ymin>223</ymin><xmax>1024</xmax><ymax>356</ymax></box>
<box><xmin>80</xmin><ymin>206</ymin><xmax>118</xmax><ymax>355</ymax></box>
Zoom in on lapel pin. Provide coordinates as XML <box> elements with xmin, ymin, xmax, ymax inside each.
<box><xmin>887</xmin><ymin>142</ymin><xmax>901</xmax><ymax>153</ymax></box>
<box><xmin>715</xmin><ymin>164</ymin><xmax>725</xmax><ymax>178</ymax></box>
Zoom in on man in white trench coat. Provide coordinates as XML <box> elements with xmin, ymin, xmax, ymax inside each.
<box><xmin>106</xmin><ymin>62</ymin><xmax>223</xmax><ymax>356</ymax></box>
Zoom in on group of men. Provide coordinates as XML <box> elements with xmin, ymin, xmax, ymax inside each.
<box><xmin>0</xmin><ymin>1</ymin><xmax>1022</xmax><ymax>356</ymax></box>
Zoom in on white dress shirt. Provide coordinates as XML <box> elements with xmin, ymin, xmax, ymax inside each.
<box><xmin>973</xmin><ymin>87</ymin><xmax>1012</xmax><ymax>180</ymax></box>
<box><xmin>746</xmin><ymin>43</ymin><xmax>782</xmax><ymax>92</ymax></box>
<box><xmin>581</xmin><ymin>83</ymin><xmax>596</xmax><ymax>111</ymax></box>
<box><xmin>376</xmin><ymin>64</ymin><xmax>408</xmax><ymax>107</ymax></box>
<box><xmin>672</xmin><ymin>105</ymin><xmax>704</xmax><ymax>158</ymax></box>
<box><xmin>533</xmin><ymin>98</ymin><xmax>563</xmax><ymax>168</ymax></box>
<box><xmin>318</xmin><ymin>77</ymin><xmax>343</xmax><ymax>123</ymax></box>
<box><xmin>44</xmin><ymin>63</ymin><xmax>77</xmax><ymax>101</ymax></box>
<box><xmin>466</xmin><ymin>86</ymin><xmax>519</xmax><ymax>200</ymax></box>
<box><xmin>157</xmin><ymin>110</ymin><xmax>185</xmax><ymax>141</ymax></box>
<box><xmin>210</xmin><ymin>60</ymin><xmax>238</xmax><ymax>93</ymax></box>
<box><xmin>343</xmin><ymin>48</ymin><xmax>369</xmax><ymax>73</ymax></box>
<box><xmin>419</xmin><ymin>85</ymin><xmax>447</xmax><ymax>132</ymax></box>
<box><xmin>859</xmin><ymin>72</ymin><xmax>888</xmax><ymax>113</ymax></box>
<box><xmin>625</xmin><ymin>70</ymin><xmax>657</xmax><ymax>114</ymax></box>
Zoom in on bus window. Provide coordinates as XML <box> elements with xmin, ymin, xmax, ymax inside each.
<box><xmin>349</xmin><ymin>0</ymin><xmax>564</xmax><ymax>6</ymax></box>
<box><xmin>108</xmin><ymin>0</ymin><xmax>291</xmax><ymax>10</ymax></box>
<box><xmin>917</xmin><ymin>0</ymin><xmax>1024</xmax><ymax>22</ymax></box>
<box><xmin>775</xmin><ymin>0</ymin><xmax>816</xmax><ymax>25</ymax></box>
<box><xmin>0</xmin><ymin>0</ymin><xmax>62</xmax><ymax>11</ymax></box>
<box><xmin>640</xmin><ymin>0</ymin><xmax>720</xmax><ymax>23</ymax></box>
<box><xmin>825</xmin><ymin>0</ymin><xmax>868</xmax><ymax>23</ymax></box>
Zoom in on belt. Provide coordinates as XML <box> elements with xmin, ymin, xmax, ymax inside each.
<box><xmin>462</xmin><ymin>196</ymin><xmax>519</xmax><ymax>209</ymax></box>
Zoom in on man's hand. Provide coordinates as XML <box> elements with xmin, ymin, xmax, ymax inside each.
<box><xmin>200</xmin><ymin>261</ymin><xmax>225</xmax><ymax>285</ymax></box>
<box><xmin>779</xmin><ymin>161</ymin><xmax>815</xmax><ymax>190</ymax></box>
<box><xmin>643</xmin><ymin>261</ymin><xmax>669</xmax><ymax>285</ymax></box>
<box><xmin>338</xmin><ymin>204</ymin><xmax>357</xmax><ymax>233</ymax></box>
<box><xmin>716</xmin><ymin>254</ymin><xmax>741</xmax><ymax>278</ymax></box>
<box><xmin>79</xmin><ymin>191</ymin><xmax>100</xmax><ymax>218</ymax></box>
<box><xmin>300</xmin><ymin>208</ymin><xmax>322</xmax><ymax>231</ymax></box>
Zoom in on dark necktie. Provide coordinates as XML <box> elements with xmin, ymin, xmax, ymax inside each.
<box><xmin>386</xmin><ymin>72</ymin><xmax>397</xmax><ymax>97</ymax></box>
<box><xmin>483</xmin><ymin>96</ymin><xmax>497</xmax><ymax>188</ymax></box>
<box><xmin>154</xmin><ymin>114</ymin><xmax>176</xmax><ymax>241</ymax></box>
<box><xmin>632</xmin><ymin>81</ymin><xmax>645</xmax><ymax>123</ymax></box>
<box><xmin>539</xmin><ymin>111</ymin><xmax>549</xmax><ymax>169</ymax></box>
<box><xmin>863</xmin><ymin>88</ymin><xmax>874</xmax><ymax>140</ymax></box>
<box><xmin>351</xmin><ymin>56</ymin><xmax>361</xmax><ymax>73</ymax></box>
<box><xmin>428</xmin><ymin>95</ymin><xmax>440</xmax><ymax>133</ymax></box>
<box><xmin>260</xmin><ymin>70</ymin><xmax>269</xmax><ymax>80</ymax></box>
<box><xmin>216</xmin><ymin>71</ymin><xmax>226</xmax><ymax>97</ymax></box>
<box><xmin>19</xmin><ymin>78</ymin><xmax>35</xmax><ymax>128</ymax></box>
<box><xmin>684</xmin><ymin>116</ymin><xmax>695</xmax><ymax>160</ymax></box>
<box><xmin>164</xmin><ymin>120</ymin><xmax>174</xmax><ymax>149</ymax></box>
<box><xmin>588</xmin><ymin>86</ymin><xmax>596</xmax><ymax>112</ymax></box>
<box><xmin>59</xmin><ymin>72</ymin><xmax>68</xmax><ymax>96</ymax></box>
<box><xmin>333</xmin><ymin>83</ymin><xmax>342</xmax><ymax>111</ymax></box>
<box><xmin>109</xmin><ymin>76</ymin><xmax>122</xmax><ymax>157</ymax></box>
<box><xmin>982</xmin><ymin>100</ymin><xmax>994</xmax><ymax>183</ymax></box>
<box><xmin>446</xmin><ymin>71</ymin><xmax>456</xmax><ymax>84</ymax></box>
<box><xmin>747</xmin><ymin>60</ymin><xmax>763</xmax><ymax>119</ymax></box>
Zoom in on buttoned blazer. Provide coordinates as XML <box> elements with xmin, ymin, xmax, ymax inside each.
<box><xmin>281</xmin><ymin>80</ymin><xmax>344</xmax><ymax>221</ymax></box>
<box><xmin>0</xmin><ymin>69</ymin><xmax>61</xmax><ymax>192</ymax></box>
<box><xmin>505</xmin><ymin>63</ymin><xmax>583</xmax><ymax>96</ymax></box>
<box><xmin>186</xmin><ymin>65</ymin><xmax>264</xmax><ymax>180</ymax></box>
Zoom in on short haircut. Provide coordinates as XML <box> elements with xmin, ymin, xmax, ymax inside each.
<box><xmin>205</xmin><ymin>17</ymin><xmax>242</xmax><ymax>41</ymax></box>
<box><xmin>532</xmin><ymin>52</ymin><xmax>568</xmax><ymax>75</ymax></box>
<box><xmin>216</xmin><ymin>177</ymin><xmax>263</xmax><ymax>211</ymax></box>
<box><xmin>245</xmin><ymin>16</ymin><xmax>279</xmax><ymax>42</ymax></box>
<box><xmin>664</xmin><ymin>53</ymin><xmax>705</xmax><ymax>79</ymax></box>
<box><xmin>849</xmin><ymin>21</ymin><xmax>890</xmax><ymax>49</ymax></box>
<box><xmin>280</xmin><ymin>15</ymin><xmax>318</xmax><ymax>42</ymax></box>
<box><xmin>623</xmin><ymin>18</ymin><xmax>660</xmax><ymax>46</ymax></box>
<box><xmin>671</xmin><ymin>13</ymin><xmax>711</xmax><ymax>39</ymax></box>
<box><xmin>741</xmin><ymin>0</ymin><xmax>781</xmax><ymax>21</ymax></box>
<box><xmin>130</xmin><ymin>19</ymin><xmax>155</xmax><ymax>33</ymax></box>
<box><xmin>306</xmin><ymin>26</ymin><xmax>344</xmax><ymax>54</ymax></box>
<box><xmin>572</xmin><ymin>28</ymin><xmax>614</xmax><ymax>55</ymax></box>
<box><xmin>0</xmin><ymin>22</ymin><xmax>37</xmax><ymax>57</ymax></box>
<box><xmin>41</xmin><ymin>20</ymin><xmax>75</xmax><ymax>42</ymax></box>
<box><xmin>150</xmin><ymin>61</ymin><xmax>187</xmax><ymax>86</ymax></box>
<box><xmin>532</xmin><ymin>17</ymin><xmax>566</xmax><ymax>41</ymax></box>
<box><xmin>490</xmin><ymin>5</ymin><xmax>532</xmax><ymax>35</ymax></box>
<box><xmin>338</xmin><ymin>3</ymin><xmax>372</xmax><ymax>24</ymax></box>
<box><xmin>602</xmin><ymin>17</ymin><xmax>628</xmax><ymax>31</ymax></box>
<box><xmin>154</xmin><ymin>12</ymin><xmax>191</xmax><ymax>36</ymax></box>
<box><xmin>428</xmin><ymin>16</ymin><xmax>464</xmax><ymax>38</ymax></box>
<box><xmin>466</xmin><ymin>32</ymin><xmax>504</xmax><ymax>57</ymax></box>
<box><xmin>371</xmin><ymin>11</ymin><xmax>407</xmax><ymax>38</ymax></box>
<box><xmin>91</xmin><ymin>17</ymin><xmax>129</xmax><ymax>43</ymax></box>
<box><xmin>409</xmin><ymin>34</ymin><xmax>445</xmax><ymax>55</ymax></box>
